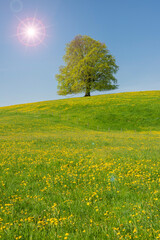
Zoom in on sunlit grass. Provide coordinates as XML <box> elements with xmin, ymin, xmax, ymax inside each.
<box><xmin>0</xmin><ymin>91</ymin><xmax>160</xmax><ymax>239</ymax></box>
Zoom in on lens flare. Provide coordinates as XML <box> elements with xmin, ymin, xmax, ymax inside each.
<box><xmin>17</xmin><ymin>17</ymin><xmax>46</xmax><ymax>47</ymax></box>
<box><xmin>10</xmin><ymin>0</ymin><xmax>23</xmax><ymax>13</ymax></box>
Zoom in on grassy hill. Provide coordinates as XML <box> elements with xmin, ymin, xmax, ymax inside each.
<box><xmin>0</xmin><ymin>91</ymin><xmax>160</xmax><ymax>135</ymax></box>
<box><xmin>0</xmin><ymin>91</ymin><xmax>160</xmax><ymax>240</ymax></box>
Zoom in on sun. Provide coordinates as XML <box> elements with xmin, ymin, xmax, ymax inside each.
<box><xmin>17</xmin><ymin>17</ymin><xmax>46</xmax><ymax>47</ymax></box>
<box><xmin>26</xmin><ymin>27</ymin><xmax>37</xmax><ymax>38</ymax></box>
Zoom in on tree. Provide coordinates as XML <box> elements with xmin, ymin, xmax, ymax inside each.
<box><xmin>56</xmin><ymin>35</ymin><xmax>119</xmax><ymax>97</ymax></box>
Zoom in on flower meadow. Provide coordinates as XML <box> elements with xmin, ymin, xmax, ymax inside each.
<box><xmin>0</xmin><ymin>91</ymin><xmax>160</xmax><ymax>239</ymax></box>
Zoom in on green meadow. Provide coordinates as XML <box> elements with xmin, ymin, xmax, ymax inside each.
<box><xmin>0</xmin><ymin>90</ymin><xmax>160</xmax><ymax>240</ymax></box>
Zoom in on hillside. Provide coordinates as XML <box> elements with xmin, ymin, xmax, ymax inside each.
<box><xmin>0</xmin><ymin>90</ymin><xmax>160</xmax><ymax>239</ymax></box>
<box><xmin>0</xmin><ymin>91</ymin><xmax>160</xmax><ymax>134</ymax></box>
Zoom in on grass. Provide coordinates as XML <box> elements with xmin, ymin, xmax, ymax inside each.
<box><xmin>0</xmin><ymin>90</ymin><xmax>160</xmax><ymax>239</ymax></box>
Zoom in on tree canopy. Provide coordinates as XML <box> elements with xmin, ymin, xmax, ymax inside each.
<box><xmin>56</xmin><ymin>35</ymin><xmax>119</xmax><ymax>97</ymax></box>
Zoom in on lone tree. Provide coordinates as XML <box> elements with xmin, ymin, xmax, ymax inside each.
<box><xmin>56</xmin><ymin>35</ymin><xmax>119</xmax><ymax>97</ymax></box>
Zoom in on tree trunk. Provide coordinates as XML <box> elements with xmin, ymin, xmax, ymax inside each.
<box><xmin>84</xmin><ymin>92</ymin><xmax>90</xmax><ymax>97</ymax></box>
<box><xmin>84</xmin><ymin>79</ymin><xmax>91</xmax><ymax>97</ymax></box>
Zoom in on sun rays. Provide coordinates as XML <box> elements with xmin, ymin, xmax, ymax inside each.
<box><xmin>16</xmin><ymin>17</ymin><xmax>46</xmax><ymax>47</ymax></box>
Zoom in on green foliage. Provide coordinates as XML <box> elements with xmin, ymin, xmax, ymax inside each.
<box><xmin>56</xmin><ymin>35</ymin><xmax>119</xmax><ymax>96</ymax></box>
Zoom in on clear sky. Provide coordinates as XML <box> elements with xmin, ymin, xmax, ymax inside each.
<box><xmin>1</xmin><ymin>0</ymin><xmax>160</xmax><ymax>107</ymax></box>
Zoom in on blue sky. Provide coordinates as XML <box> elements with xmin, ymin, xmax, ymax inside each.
<box><xmin>1</xmin><ymin>0</ymin><xmax>160</xmax><ymax>107</ymax></box>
